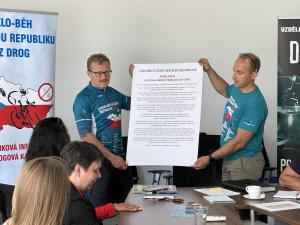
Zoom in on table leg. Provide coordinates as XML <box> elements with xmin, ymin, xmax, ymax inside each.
<box><xmin>250</xmin><ymin>209</ymin><xmax>255</xmax><ymax>225</ymax></box>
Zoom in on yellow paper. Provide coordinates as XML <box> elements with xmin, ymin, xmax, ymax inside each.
<box><xmin>208</xmin><ymin>187</ymin><xmax>223</xmax><ymax>193</ymax></box>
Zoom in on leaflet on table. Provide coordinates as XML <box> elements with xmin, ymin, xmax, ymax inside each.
<box><xmin>171</xmin><ymin>205</ymin><xmax>197</xmax><ymax>218</ymax></box>
<box><xmin>203</xmin><ymin>195</ymin><xmax>236</xmax><ymax>204</ymax></box>
<box><xmin>194</xmin><ymin>187</ymin><xmax>240</xmax><ymax>196</ymax></box>
<box><xmin>172</xmin><ymin>205</ymin><xmax>209</xmax><ymax>218</ymax></box>
<box><xmin>273</xmin><ymin>190</ymin><xmax>300</xmax><ymax>199</ymax></box>
<box><xmin>251</xmin><ymin>201</ymin><xmax>300</xmax><ymax>212</ymax></box>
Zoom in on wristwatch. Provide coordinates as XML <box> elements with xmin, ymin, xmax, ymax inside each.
<box><xmin>208</xmin><ymin>154</ymin><xmax>216</xmax><ymax>164</ymax></box>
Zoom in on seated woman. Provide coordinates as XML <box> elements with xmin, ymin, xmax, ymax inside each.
<box><xmin>61</xmin><ymin>141</ymin><xmax>142</xmax><ymax>225</ymax></box>
<box><xmin>25</xmin><ymin>117</ymin><xmax>70</xmax><ymax>162</ymax></box>
<box><xmin>25</xmin><ymin>116</ymin><xmax>140</xmax><ymax>221</ymax></box>
<box><xmin>3</xmin><ymin>157</ymin><xmax>70</xmax><ymax>225</ymax></box>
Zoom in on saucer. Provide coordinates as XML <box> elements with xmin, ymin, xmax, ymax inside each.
<box><xmin>243</xmin><ymin>193</ymin><xmax>265</xmax><ymax>200</ymax></box>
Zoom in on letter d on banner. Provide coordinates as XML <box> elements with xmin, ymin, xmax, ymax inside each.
<box><xmin>290</xmin><ymin>41</ymin><xmax>299</xmax><ymax>64</ymax></box>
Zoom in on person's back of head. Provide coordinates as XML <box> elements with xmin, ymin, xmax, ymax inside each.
<box><xmin>25</xmin><ymin>117</ymin><xmax>70</xmax><ymax>162</ymax></box>
<box><xmin>61</xmin><ymin>141</ymin><xmax>103</xmax><ymax>175</ymax></box>
<box><xmin>7</xmin><ymin>156</ymin><xmax>69</xmax><ymax>225</ymax></box>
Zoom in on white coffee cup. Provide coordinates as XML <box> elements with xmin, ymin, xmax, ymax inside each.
<box><xmin>246</xmin><ymin>185</ymin><xmax>261</xmax><ymax>199</ymax></box>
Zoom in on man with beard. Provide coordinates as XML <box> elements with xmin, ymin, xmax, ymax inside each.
<box><xmin>73</xmin><ymin>53</ymin><xmax>133</xmax><ymax>206</ymax></box>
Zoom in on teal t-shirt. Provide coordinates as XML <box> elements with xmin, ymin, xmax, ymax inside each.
<box><xmin>221</xmin><ymin>85</ymin><xmax>268</xmax><ymax>161</ymax></box>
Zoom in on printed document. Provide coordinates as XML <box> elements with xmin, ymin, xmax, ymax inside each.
<box><xmin>251</xmin><ymin>201</ymin><xmax>300</xmax><ymax>212</ymax></box>
<box><xmin>273</xmin><ymin>190</ymin><xmax>300</xmax><ymax>199</ymax></box>
<box><xmin>194</xmin><ymin>187</ymin><xmax>240</xmax><ymax>196</ymax></box>
<box><xmin>126</xmin><ymin>63</ymin><xmax>203</xmax><ymax>166</ymax></box>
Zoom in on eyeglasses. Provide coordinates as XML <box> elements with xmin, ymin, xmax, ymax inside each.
<box><xmin>89</xmin><ymin>70</ymin><xmax>112</xmax><ymax>78</ymax></box>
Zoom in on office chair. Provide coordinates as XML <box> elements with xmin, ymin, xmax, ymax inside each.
<box><xmin>130</xmin><ymin>166</ymin><xmax>139</xmax><ymax>184</ymax></box>
<box><xmin>162</xmin><ymin>173</ymin><xmax>173</xmax><ymax>185</ymax></box>
<box><xmin>0</xmin><ymin>184</ymin><xmax>13</xmax><ymax>219</ymax></box>
<box><xmin>259</xmin><ymin>140</ymin><xmax>277</xmax><ymax>183</ymax></box>
<box><xmin>0</xmin><ymin>189</ymin><xmax>8</xmax><ymax>223</ymax></box>
<box><xmin>148</xmin><ymin>169</ymin><xmax>171</xmax><ymax>185</ymax></box>
<box><xmin>173</xmin><ymin>132</ymin><xmax>222</xmax><ymax>187</ymax></box>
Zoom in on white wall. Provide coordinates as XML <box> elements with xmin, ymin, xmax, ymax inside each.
<box><xmin>2</xmin><ymin>0</ymin><xmax>300</xmax><ymax>183</ymax></box>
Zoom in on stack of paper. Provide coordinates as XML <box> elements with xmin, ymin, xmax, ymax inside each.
<box><xmin>273</xmin><ymin>190</ymin><xmax>300</xmax><ymax>199</ymax></box>
<box><xmin>143</xmin><ymin>195</ymin><xmax>175</xmax><ymax>199</ymax></box>
<box><xmin>194</xmin><ymin>187</ymin><xmax>240</xmax><ymax>196</ymax></box>
<box><xmin>203</xmin><ymin>195</ymin><xmax>236</xmax><ymax>204</ymax></box>
<box><xmin>251</xmin><ymin>201</ymin><xmax>300</xmax><ymax>211</ymax></box>
<box><xmin>133</xmin><ymin>185</ymin><xmax>178</xmax><ymax>199</ymax></box>
<box><xmin>132</xmin><ymin>185</ymin><xmax>177</xmax><ymax>194</ymax></box>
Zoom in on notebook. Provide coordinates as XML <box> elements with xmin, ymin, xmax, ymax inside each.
<box><xmin>222</xmin><ymin>179</ymin><xmax>277</xmax><ymax>193</ymax></box>
<box><xmin>203</xmin><ymin>195</ymin><xmax>236</xmax><ymax>204</ymax></box>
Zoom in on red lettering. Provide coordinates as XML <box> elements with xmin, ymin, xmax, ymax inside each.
<box><xmin>20</xmin><ymin>153</ymin><xmax>25</xmax><ymax>160</ymax></box>
<box><xmin>19</xmin><ymin>143</ymin><xmax>29</xmax><ymax>150</ymax></box>
<box><xmin>0</xmin><ymin>153</ymin><xmax>19</xmax><ymax>161</ymax></box>
<box><xmin>0</xmin><ymin>144</ymin><xmax>17</xmax><ymax>151</ymax></box>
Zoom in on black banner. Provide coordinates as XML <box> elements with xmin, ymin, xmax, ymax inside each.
<box><xmin>278</xmin><ymin>18</ymin><xmax>300</xmax><ymax>176</ymax></box>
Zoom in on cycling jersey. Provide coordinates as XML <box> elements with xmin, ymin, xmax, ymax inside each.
<box><xmin>73</xmin><ymin>83</ymin><xmax>130</xmax><ymax>155</ymax></box>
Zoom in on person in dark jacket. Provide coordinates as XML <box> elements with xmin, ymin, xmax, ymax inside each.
<box><xmin>61</xmin><ymin>141</ymin><xmax>142</xmax><ymax>225</ymax></box>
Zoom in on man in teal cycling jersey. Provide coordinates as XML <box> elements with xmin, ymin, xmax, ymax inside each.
<box><xmin>73</xmin><ymin>53</ymin><xmax>133</xmax><ymax>206</ymax></box>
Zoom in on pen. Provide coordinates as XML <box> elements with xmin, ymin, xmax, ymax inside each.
<box><xmin>157</xmin><ymin>191</ymin><xmax>178</xmax><ymax>195</ymax></box>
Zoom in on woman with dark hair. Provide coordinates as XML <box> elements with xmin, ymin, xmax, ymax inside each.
<box><xmin>25</xmin><ymin>117</ymin><xmax>70</xmax><ymax>162</ymax></box>
<box><xmin>24</xmin><ymin>117</ymin><xmax>139</xmax><ymax>222</ymax></box>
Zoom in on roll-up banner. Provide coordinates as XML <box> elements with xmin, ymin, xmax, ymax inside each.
<box><xmin>0</xmin><ymin>9</ymin><xmax>57</xmax><ymax>185</ymax></box>
<box><xmin>278</xmin><ymin>18</ymin><xmax>300</xmax><ymax>175</ymax></box>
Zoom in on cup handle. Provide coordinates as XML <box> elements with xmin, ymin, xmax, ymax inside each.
<box><xmin>246</xmin><ymin>187</ymin><xmax>249</xmax><ymax>192</ymax></box>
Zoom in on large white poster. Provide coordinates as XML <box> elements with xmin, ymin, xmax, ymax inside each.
<box><xmin>127</xmin><ymin>63</ymin><xmax>203</xmax><ymax>166</ymax></box>
<box><xmin>0</xmin><ymin>9</ymin><xmax>57</xmax><ymax>185</ymax></box>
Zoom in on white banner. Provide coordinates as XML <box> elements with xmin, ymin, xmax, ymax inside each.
<box><xmin>0</xmin><ymin>9</ymin><xmax>57</xmax><ymax>185</ymax></box>
<box><xmin>127</xmin><ymin>63</ymin><xmax>203</xmax><ymax>166</ymax></box>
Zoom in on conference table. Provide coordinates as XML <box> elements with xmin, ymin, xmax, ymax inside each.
<box><xmin>118</xmin><ymin>187</ymin><xmax>300</xmax><ymax>225</ymax></box>
<box><xmin>234</xmin><ymin>191</ymin><xmax>300</xmax><ymax>225</ymax></box>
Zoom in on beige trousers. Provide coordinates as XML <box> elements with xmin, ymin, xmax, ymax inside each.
<box><xmin>222</xmin><ymin>151</ymin><xmax>265</xmax><ymax>181</ymax></box>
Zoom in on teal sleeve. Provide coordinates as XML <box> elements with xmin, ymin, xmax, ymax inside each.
<box><xmin>73</xmin><ymin>95</ymin><xmax>93</xmax><ymax>139</ymax></box>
